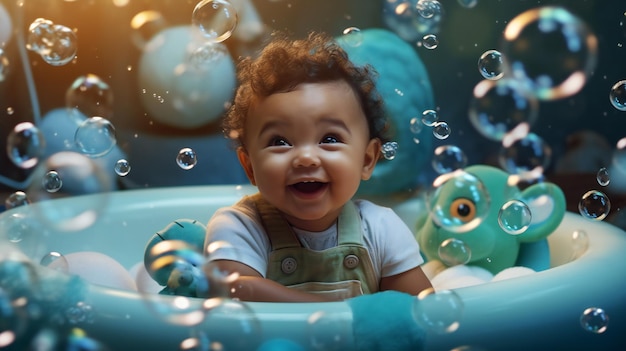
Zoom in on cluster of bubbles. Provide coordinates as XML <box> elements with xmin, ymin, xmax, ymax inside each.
<box><xmin>25</xmin><ymin>18</ymin><xmax>78</xmax><ymax>66</ymax></box>
<box><xmin>382</xmin><ymin>0</ymin><xmax>444</xmax><ymax>48</ymax></box>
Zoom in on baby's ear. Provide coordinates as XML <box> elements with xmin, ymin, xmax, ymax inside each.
<box><xmin>237</xmin><ymin>147</ymin><xmax>256</xmax><ymax>185</ymax></box>
<box><xmin>361</xmin><ymin>138</ymin><xmax>381</xmax><ymax>180</ymax></box>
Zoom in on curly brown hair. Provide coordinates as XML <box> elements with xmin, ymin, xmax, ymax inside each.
<box><xmin>223</xmin><ymin>31</ymin><xmax>388</xmax><ymax>148</ymax></box>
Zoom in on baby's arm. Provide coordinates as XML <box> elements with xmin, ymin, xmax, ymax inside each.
<box><xmin>379</xmin><ymin>266</ymin><xmax>433</xmax><ymax>295</ymax></box>
<box><xmin>205</xmin><ymin>259</ymin><xmax>337</xmax><ymax>302</ymax></box>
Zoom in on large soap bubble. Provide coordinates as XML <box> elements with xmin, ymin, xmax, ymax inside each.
<box><xmin>500</xmin><ymin>6</ymin><xmax>597</xmax><ymax>100</ymax></box>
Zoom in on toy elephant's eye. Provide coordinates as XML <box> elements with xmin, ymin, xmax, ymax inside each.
<box><xmin>449</xmin><ymin>198</ymin><xmax>476</xmax><ymax>222</ymax></box>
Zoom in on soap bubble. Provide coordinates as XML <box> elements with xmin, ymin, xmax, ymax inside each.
<box><xmin>40</xmin><ymin>24</ymin><xmax>77</xmax><ymax>66</ymax></box>
<box><xmin>500</xmin><ymin>6</ymin><xmax>598</xmax><ymax>101</ymax></box>
<box><xmin>381</xmin><ymin>141</ymin><xmax>399</xmax><ymax>160</ymax></box>
<box><xmin>412</xmin><ymin>288</ymin><xmax>464</xmax><ymax>334</ymax></box>
<box><xmin>609</xmin><ymin>80</ymin><xmax>626</xmax><ymax>111</ymax></box>
<box><xmin>177</xmin><ymin>147</ymin><xmax>198</xmax><ymax>170</ymax></box>
<box><xmin>570</xmin><ymin>229</ymin><xmax>589</xmax><ymax>261</ymax></box>
<box><xmin>204</xmin><ymin>241</ymin><xmax>242</xmax><ymax>296</ymax></box>
<box><xmin>130</xmin><ymin>10</ymin><xmax>168</xmax><ymax>50</ymax></box>
<box><xmin>498</xmin><ymin>199</ymin><xmax>532</xmax><ymax>235</ymax></box>
<box><xmin>422</xmin><ymin>109</ymin><xmax>439</xmax><ymax>126</ymax></box>
<box><xmin>457</xmin><ymin>0</ymin><xmax>478</xmax><ymax>9</ymax></box>
<box><xmin>422</xmin><ymin>34</ymin><xmax>439</xmax><ymax>49</ymax></box>
<box><xmin>74</xmin><ymin>117</ymin><xmax>117</xmax><ymax>158</ymax></box>
<box><xmin>40</xmin><ymin>251</ymin><xmax>69</xmax><ymax>273</ymax></box>
<box><xmin>382</xmin><ymin>0</ymin><xmax>445</xmax><ymax>43</ymax></box>
<box><xmin>65</xmin><ymin>302</ymin><xmax>95</xmax><ymax>325</ymax></box>
<box><xmin>145</xmin><ymin>239</ymin><xmax>210</xmax><ymax>298</ymax></box>
<box><xmin>432</xmin><ymin>145</ymin><xmax>467</xmax><ymax>174</ymax></box>
<box><xmin>26</xmin><ymin>151</ymin><xmax>113</xmax><ymax>232</ymax></box>
<box><xmin>578</xmin><ymin>190</ymin><xmax>610</xmax><ymax>221</ymax></box>
<box><xmin>499</xmin><ymin>133</ymin><xmax>551</xmax><ymax>176</ymax></box>
<box><xmin>192</xmin><ymin>0</ymin><xmax>238</xmax><ymax>43</ymax></box>
<box><xmin>580</xmin><ymin>307</ymin><xmax>609</xmax><ymax>334</ymax></box>
<box><xmin>409</xmin><ymin>117</ymin><xmax>423</xmax><ymax>135</ymax></box>
<box><xmin>307</xmin><ymin>310</ymin><xmax>350</xmax><ymax>350</ymax></box>
<box><xmin>202</xmin><ymin>298</ymin><xmax>262</xmax><ymax>350</ymax></box>
<box><xmin>0</xmin><ymin>48</ymin><xmax>9</xmax><ymax>82</ymax></box>
<box><xmin>477</xmin><ymin>49</ymin><xmax>504</xmax><ymax>80</ymax></box>
<box><xmin>613</xmin><ymin>137</ymin><xmax>626</xmax><ymax>174</ymax></box>
<box><xmin>4</xmin><ymin>191</ymin><xmax>30</xmax><ymax>210</ymax></box>
<box><xmin>432</xmin><ymin>121</ymin><xmax>451</xmax><ymax>140</ymax></box>
<box><xmin>42</xmin><ymin>171</ymin><xmax>63</xmax><ymax>193</ymax></box>
<box><xmin>341</xmin><ymin>27</ymin><xmax>363</xmax><ymax>47</ymax></box>
<box><xmin>469</xmin><ymin>79</ymin><xmax>538</xmax><ymax>142</ymax></box>
<box><xmin>114</xmin><ymin>159</ymin><xmax>131</xmax><ymax>176</ymax></box>
<box><xmin>6</xmin><ymin>122</ymin><xmax>46</xmax><ymax>169</ymax></box>
<box><xmin>438</xmin><ymin>238</ymin><xmax>471</xmax><ymax>266</ymax></box>
<box><xmin>416</xmin><ymin>0</ymin><xmax>442</xmax><ymax>19</ymax></box>
<box><xmin>596</xmin><ymin>167</ymin><xmax>609</xmax><ymax>186</ymax></box>
<box><xmin>66</xmin><ymin>74</ymin><xmax>114</xmax><ymax>120</ymax></box>
<box><xmin>26</xmin><ymin>18</ymin><xmax>78</xmax><ymax>66</ymax></box>
<box><xmin>427</xmin><ymin>170</ymin><xmax>491</xmax><ymax>233</ymax></box>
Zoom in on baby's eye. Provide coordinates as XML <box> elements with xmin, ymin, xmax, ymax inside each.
<box><xmin>269</xmin><ymin>137</ymin><xmax>290</xmax><ymax>147</ymax></box>
<box><xmin>321</xmin><ymin>135</ymin><xmax>340</xmax><ymax>144</ymax></box>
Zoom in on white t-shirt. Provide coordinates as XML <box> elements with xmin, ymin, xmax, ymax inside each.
<box><xmin>204</xmin><ymin>199</ymin><xmax>425</xmax><ymax>285</ymax></box>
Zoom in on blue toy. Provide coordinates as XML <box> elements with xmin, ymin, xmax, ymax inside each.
<box><xmin>143</xmin><ymin>219</ymin><xmax>208</xmax><ymax>297</ymax></box>
<box><xmin>416</xmin><ymin>165</ymin><xmax>567</xmax><ymax>275</ymax></box>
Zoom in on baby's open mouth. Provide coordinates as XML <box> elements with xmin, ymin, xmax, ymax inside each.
<box><xmin>290</xmin><ymin>181</ymin><xmax>327</xmax><ymax>194</ymax></box>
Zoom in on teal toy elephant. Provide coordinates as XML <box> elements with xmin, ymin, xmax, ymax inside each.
<box><xmin>416</xmin><ymin>165</ymin><xmax>566</xmax><ymax>275</ymax></box>
<box><xmin>143</xmin><ymin>219</ymin><xmax>208</xmax><ymax>297</ymax></box>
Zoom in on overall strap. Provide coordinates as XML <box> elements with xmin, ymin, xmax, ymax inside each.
<box><xmin>337</xmin><ymin>200</ymin><xmax>364</xmax><ymax>246</ymax></box>
<box><xmin>250</xmin><ymin>193</ymin><xmax>301</xmax><ymax>250</ymax></box>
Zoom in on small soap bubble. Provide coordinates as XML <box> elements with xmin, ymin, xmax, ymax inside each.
<box><xmin>130</xmin><ymin>10</ymin><xmax>168</xmax><ymax>50</ymax></box>
<box><xmin>42</xmin><ymin>171</ymin><xmax>63</xmax><ymax>193</ymax></box>
<box><xmin>5</xmin><ymin>191</ymin><xmax>30</xmax><ymax>210</ymax></box>
<box><xmin>477</xmin><ymin>50</ymin><xmax>504</xmax><ymax>80</ymax></box>
<box><xmin>500</xmin><ymin>7</ymin><xmax>597</xmax><ymax>100</ymax></box>
<box><xmin>457</xmin><ymin>0</ymin><xmax>478</xmax><ymax>8</ymax></box>
<box><xmin>469</xmin><ymin>79</ymin><xmax>539</xmax><ymax>142</ymax></box>
<box><xmin>114</xmin><ymin>159</ymin><xmax>131</xmax><ymax>177</ymax></box>
<box><xmin>192</xmin><ymin>0</ymin><xmax>239</xmax><ymax>43</ymax></box>
<box><xmin>177</xmin><ymin>148</ymin><xmax>198</xmax><ymax>170</ymax></box>
<box><xmin>341</xmin><ymin>27</ymin><xmax>363</xmax><ymax>47</ymax></box>
<box><xmin>498</xmin><ymin>199</ymin><xmax>532</xmax><ymax>235</ymax></box>
<box><xmin>596</xmin><ymin>167</ymin><xmax>609</xmax><ymax>186</ymax></box>
<box><xmin>422</xmin><ymin>109</ymin><xmax>438</xmax><ymax>126</ymax></box>
<box><xmin>580</xmin><ymin>307</ymin><xmax>609</xmax><ymax>334</ymax></box>
<box><xmin>0</xmin><ymin>48</ymin><xmax>10</xmax><ymax>82</ymax></box>
<box><xmin>432</xmin><ymin>121</ymin><xmax>451</xmax><ymax>140</ymax></box>
<box><xmin>432</xmin><ymin>145</ymin><xmax>467</xmax><ymax>174</ymax></box>
<box><xmin>422</xmin><ymin>34</ymin><xmax>439</xmax><ymax>49</ymax></box>
<box><xmin>66</xmin><ymin>302</ymin><xmax>95</xmax><ymax>325</ymax></box>
<box><xmin>428</xmin><ymin>170</ymin><xmax>491</xmax><ymax>233</ymax></box>
<box><xmin>307</xmin><ymin>310</ymin><xmax>350</xmax><ymax>350</ymax></box>
<box><xmin>438</xmin><ymin>238</ymin><xmax>471</xmax><ymax>266</ymax></box>
<box><xmin>609</xmin><ymin>80</ymin><xmax>626</xmax><ymax>111</ymax></box>
<box><xmin>74</xmin><ymin>117</ymin><xmax>117</xmax><ymax>158</ymax></box>
<box><xmin>66</xmin><ymin>74</ymin><xmax>114</xmax><ymax>120</ymax></box>
<box><xmin>570</xmin><ymin>229</ymin><xmax>589</xmax><ymax>260</ymax></box>
<box><xmin>499</xmin><ymin>133</ymin><xmax>551</xmax><ymax>176</ymax></box>
<box><xmin>416</xmin><ymin>0</ymin><xmax>442</xmax><ymax>19</ymax></box>
<box><xmin>409</xmin><ymin>117</ymin><xmax>423</xmax><ymax>134</ymax></box>
<box><xmin>578</xmin><ymin>190</ymin><xmax>610</xmax><ymax>221</ymax></box>
<box><xmin>40</xmin><ymin>251</ymin><xmax>69</xmax><ymax>273</ymax></box>
<box><xmin>6</xmin><ymin>122</ymin><xmax>46</xmax><ymax>169</ymax></box>
<box><xmin>381</xmin><ymin>141</ymin><xmax>399</xmax><ymax>160</ymax></box>
<box><xmin>413</xmin><ymin>288</ymin><xmax>464</xmax><ymax>334</ymax></box>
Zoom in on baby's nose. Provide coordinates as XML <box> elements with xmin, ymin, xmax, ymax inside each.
<box><xmin>292</xmin><ymin>146</ymin><xmax>320</xmax><ymax>168</ymax></box>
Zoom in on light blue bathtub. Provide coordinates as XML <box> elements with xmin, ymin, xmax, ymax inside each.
<box><xmin>1</xmin><ymin>185</ymin><xmax>625</xmax><ymax>350</ymax></box>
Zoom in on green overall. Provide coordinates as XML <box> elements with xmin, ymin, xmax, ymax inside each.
<box><xmin>237</xmin><ymin>193</ymin><xmax>379</xmax><ymax>300</ymax></box>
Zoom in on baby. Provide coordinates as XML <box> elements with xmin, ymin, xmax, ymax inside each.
<box><xmin>204</xmin><ymin>31</ymin><xmax>432</xmax><ymax>302</ymax></box>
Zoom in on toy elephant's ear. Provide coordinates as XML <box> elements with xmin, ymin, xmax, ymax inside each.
<box><xmin>518</xmin><ymin>182</ymin><xmax>566</xmax><ymax>242</ymax></box>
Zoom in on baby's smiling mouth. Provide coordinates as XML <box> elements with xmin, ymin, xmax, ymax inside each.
<box><xmin>290</xmin><ymin>181</ymin><xmax>327</xmax><ymax>194</ymax></box>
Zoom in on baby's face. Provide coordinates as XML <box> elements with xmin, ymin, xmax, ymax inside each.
<box><xmin>238</xmin><ymin>80</ymin><xmax>380</xmax><ymax>231</ymax></box>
